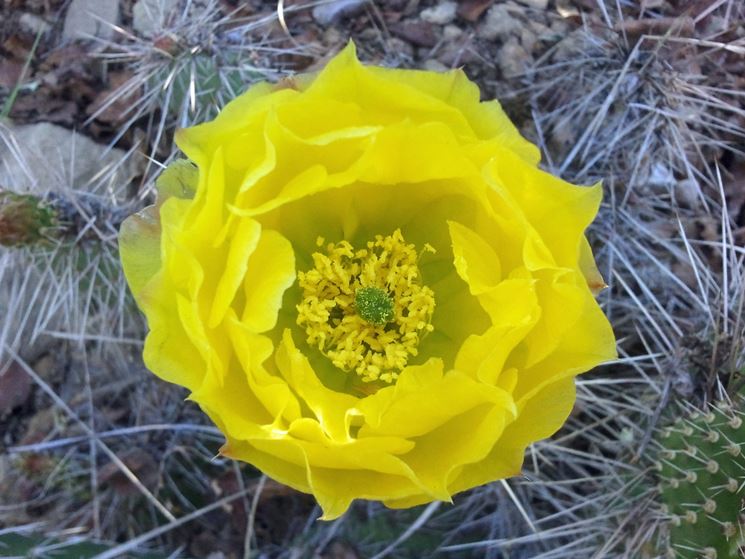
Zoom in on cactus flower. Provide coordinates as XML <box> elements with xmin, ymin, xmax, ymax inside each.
<box><xmin>119</xmin><ymin>43</ymin><xmax>617</xmax><ymax>519</ymax></box>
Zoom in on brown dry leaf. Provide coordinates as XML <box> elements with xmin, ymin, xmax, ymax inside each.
<box><xmin>18</xmin><ymin>407</ymin><xmax>57</xmax><ymax>445</ymax></box>
<box><xmin>87</xmin><ymin>70</ymin><xmax>140</xmax><ymax>125</ymax></box>
<box><xmin>389</xmin><ymin>20</ymin><xmax>438</xmax><ymax>47</ymax></box>
<box><xmin>0</xmin><ymin>58</ymin><xmax>24</xmax><ymax>88</ymax></box>
<box><xmin>323</xmin><ymin>541</ymin><xmax>362</xmax><ymax>559</ymax></box>
<box><xmin>98</xmin><ymin>448</ymin><xmax>158</xmax><ymax>496</ymax></box>
<box><xmin>9</xmin><ymin>94</ymin><xmax>77</xmax><ymax>126</ymax></box>
<box><xmin>0</xmin><ymin>360</ymin><xmax>32</xmax><ymax>416</ymax></box>
<box><xmin>615</xmin><ymin>16</ymin><xmax>694</xmax><ymax>37</ymax></box>
<box><xmin>2</xmin><ymin>33</ymin><xmax>34</xmax><ymax>60</ymax></box>
<box><xmin>457</xmin><ymin>0</ymin><xmax>495</xmax><ymax>22</ymax></box>
<box><xmin>724</xmin><ymin>156</ymin><xmax>745</xmax><ymax>224</ymax></box>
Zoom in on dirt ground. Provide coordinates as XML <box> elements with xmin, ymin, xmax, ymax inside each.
<box><xmin>1</xmin><ymin>0</ymin><xmax>745</xmax><ymax>558</ymax></box>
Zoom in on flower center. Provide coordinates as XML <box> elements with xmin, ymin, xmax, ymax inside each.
<box><xmin>296</xmin><ymin>229</ymin><xmax>435</xmax><ymax>384</ymax></box>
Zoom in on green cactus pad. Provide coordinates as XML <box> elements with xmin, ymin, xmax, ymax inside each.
<box><xmin>656</xmin><ymin>401</ymin><xmax>745</xmax><ymax>559</ymax></box>
<box><xmin>0</xmin><ymin>191</ymin><xmax>57</xmax><ymax>247</ymax></box>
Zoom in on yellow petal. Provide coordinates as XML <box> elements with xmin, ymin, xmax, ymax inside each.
<box><xmin>190</xmin><ymin>360</ymin><xmax>275</xmax><ymax>441</ymax></box>
<box><xmin>135</xmin><ymin>197</ymin><xmax>208</xmax><ymax>392</ymax></box>
<box><xmin>453</xmin><ymin>278</ymin><xmax>540</xmax><ymax>386</ymax></box>
<box><xmin>229</xmin><ymin>113</ymin><xmax>375</xmax><ymax>216</ymax></box>
<box><xmin>241</xmin><ymin>229</ymin><xmax>296</xmax><ymax>333</ymax></box>
<box><xmin>309</xmin><ymin>465</ymin><xmax>422</xmax><ymax>520</ymax></box>
<box><xmin>226</xmin><ymin>435</ymin><xmax>424</xmax><ymax>520</ymax></box>
<box><xmin>174</xmin><ymin>82</ymin><xmax>292</xmax><ymax>170</ymax></box>
<box><xmin>486</xmin><ymin>149</ymin><xmax>602</xmax><ymax>270</ymax></box>
<box><xmin>356</xmin><ymin>359</ymin><xmax>515</xmax><ymax>500</ymax></box>
<box><xmin>154</xmin><ymin>159</ymin><xmax>198</xmax><ymax>200</ymax></box>
<box><xmin>447</xmin><ymin>220</ymin><xmax>501</xmax><ymax>295</ymax></box>
<box><xmin>399</xmin><ymin>402</ymin><xmax>510</xmax><ymax>501</ymax></box>
<box><xmin>366</xmin><ymin>63</ymin><xmax>540</xmax><ymax>164</ymax></box>
<box><xmin>221</xmin><ymin>437</ymin><xmax>312</xmax><ymax>494</ymax></box>
<box><xmin>208</xmin><ymin>217</ymin><xmax>261</xmax><ymax>328</ymax></box>
<box><xmin>140</xmin><ymin>283</ymin><xmax>205</xmax><ymax>392</ymax></box>
<box><xmin>514</xmin><ymin>286</ymin><xmax>617</xmax><ymax>403</ymax></box>
<box><xmin>225</xmin><ymin>314</ymin><xmax>302</xmax><ymax>426</ymax></box>
<box><xmin>306</xmin><ymin>42</ymin><xmax>475</xmax><ymax>140</ymax></box>
<box><xmin>359</xmin><ymin>121</ymin><xmax>478</xmax><ymax>185</ymax></box>
<box><xmin>442</xmin><ymin>376</ymin><xmax>578</xmax><ymax>501</ymax></box>
<box><xmin>359</xmin><ymin>360</ymin><xmax>514</xmax><ymax>439</ymax></box>
<box><xmin>579</xmin><ymin>236</ymin><xmax>607</xmax><ymax>294</ymax></box>
<box><xmin>119</xmin><ymin>206</ymin><xmax>161</xmax><ymax>300</ymax></box>
<box><xmin>275</xmin><ymin>330</ymin><xmax>358</xmax><ymax>442</ymax></box>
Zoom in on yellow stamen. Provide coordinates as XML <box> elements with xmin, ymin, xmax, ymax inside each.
<box><xmin>296</xmin><ymin>229</ymin><xmax>435</xmax><ymax>383</ymax></box>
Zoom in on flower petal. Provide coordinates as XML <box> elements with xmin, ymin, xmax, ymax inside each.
<box><xmin>241</xmin><ymin>230</ymin><xmax>296</xmax><ymax>333</ymax></box>
<box><xmin>275</xmin><ymin>330</ymin><xmax>359</xmax><ymax>442</ymax></box>
<box><xmin>447</xmin><ymin>220</ymin><xmax>501</xmax><ymax>295</ymax></box>
<box><xmin>487</xmin><ymin>148</ymin><xmax>602</xmax><ymax>270</ymax></box>
<box><xmin>455</xmin><ymin>278</ymin><xmax>541</xmax><ymax>385</ymax></box>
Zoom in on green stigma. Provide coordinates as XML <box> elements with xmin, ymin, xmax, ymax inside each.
<box><xmin>355</xmin><ymin>286</ymin><xmax>394</xmax><ymax>326</ymax></box>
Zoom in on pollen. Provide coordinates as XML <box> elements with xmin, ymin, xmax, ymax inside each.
<box><xmin>296</xmin><ymin>229</ymin><xmax>435</xmax><ymax>384</ymax></box>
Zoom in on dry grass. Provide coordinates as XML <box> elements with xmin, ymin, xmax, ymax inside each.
<box><xmin>2</xmin><ymin>0</ymin><xmax>745</xmax><ymax>557</ymax></box>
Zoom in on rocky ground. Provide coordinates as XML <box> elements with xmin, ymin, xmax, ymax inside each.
<box><xmin>1</xmin><ymin>0</ymin><xmax>745</xmax><ymax>558</ymax></box>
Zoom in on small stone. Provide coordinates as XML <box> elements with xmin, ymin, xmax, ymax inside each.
<box><xmin>422</xmin><ymin>59</ymin><xmax>449</xmax><ymax>72</ymax></box>
<box><xmin>312</xmin><ymin>0</ymin><xmax>367</xmax><ymax>26</ymax></box>
<box><xmin>552</xmin><ymin>29</ymin><xmax>584</xmax><ymax>61</ymax></box>
<box><xmin>323</xmin><ymin>26</ymin><xmax>344</xmax><ymax>46</ymax></box>
<box><xmin>0</xmin><ymin>123</ymin><xmax>142</xmax><ymax>201</ymax></box>
<box><xmin>528</xmin><ymin>19</ymin><xmax>551</xmax><ymax>37</ymax></box>
<box><xmin>515</xmin><ymin>0</ymin><xmax>548</xmax><ymax>8</ymax></box>
<box><xmin>420</xmin><ymin>1</ymin><xmax>457</xmax><ymax>25</ymax></box>
<box><xmin>63</xmin><ymin>0</ymin><xmax>120</xmax><ymax>40</ymax></box>
<box><xmin>497</xmin><ymin>37</ymin><xmax>533</xmax><ymax>77</ymax></box>
<box><xmin>443</xmin><ymin>24</ymin><xmax>463</xmax><ymax>41</ymax></box>
<box><xmin>674</xmin><ymin>178</ymin><xmax>701</xmax><ymax>208</ymax></box>
<box><xmin>132</xmin><ymin>0</ymin><xmax>180</xmax><ymax>38</ymax></box>
<box><xmin>477</xmin><ymin>5</ymin><xmax>521</xmax><ymax>41</ymax></box>
<box><xmin>550</xmin><ymin>18</ymin><xmax>571</xmax><ymax>36</ymax></box>
<box><xmin>19</xmin><ymin>13</ymin><xmax>52</xmax><ymax>35</ymax></box>
<box><xmin>457</xmin><ymin>0</ymin><xmax>494</xmax><ymax>22</ymax></box>
<box><xmin>555</xmin><ymin>0</ymin><xmax>579</xmax><ymax>18</ymax></box>
<box><xmin>386</xmin><ymin>38</ymin><xmax>415</xmax><ymax>60</ymax></box>
<box><xmin>437</xmin><ymin>42</ymin><xmax>479</xmax><ymax>66</ymax></box>
<box><xmin>520</xmin><ymin>27</ymin><xmax>538</xmax><ymax>53</ymax></box>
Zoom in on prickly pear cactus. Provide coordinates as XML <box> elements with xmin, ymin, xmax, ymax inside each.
<box><xmin>0</xmin><ymin>191</ymin><xmax>58</xmax><ymax>246</ymax></box>
<box><xmin>656</xmin><ymin>400</ymin><xmax>745</xmax><ymax>559</ymax></box>
<box><xmin>0</xmin><ymin>190</ymin><xmax>131</xmax><ymax>248</ymax></box>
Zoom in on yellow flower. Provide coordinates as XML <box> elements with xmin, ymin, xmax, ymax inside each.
<box><xmin>119</xmin><ymin>43</ymin><xmax>616</xmax><ymax>519</ymax></box>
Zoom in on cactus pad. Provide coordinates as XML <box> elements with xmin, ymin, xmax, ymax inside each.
<box><xmin>656</xmin><ymin>401</ymin><xmax>745</xmax><ymax>559</ymax></box>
